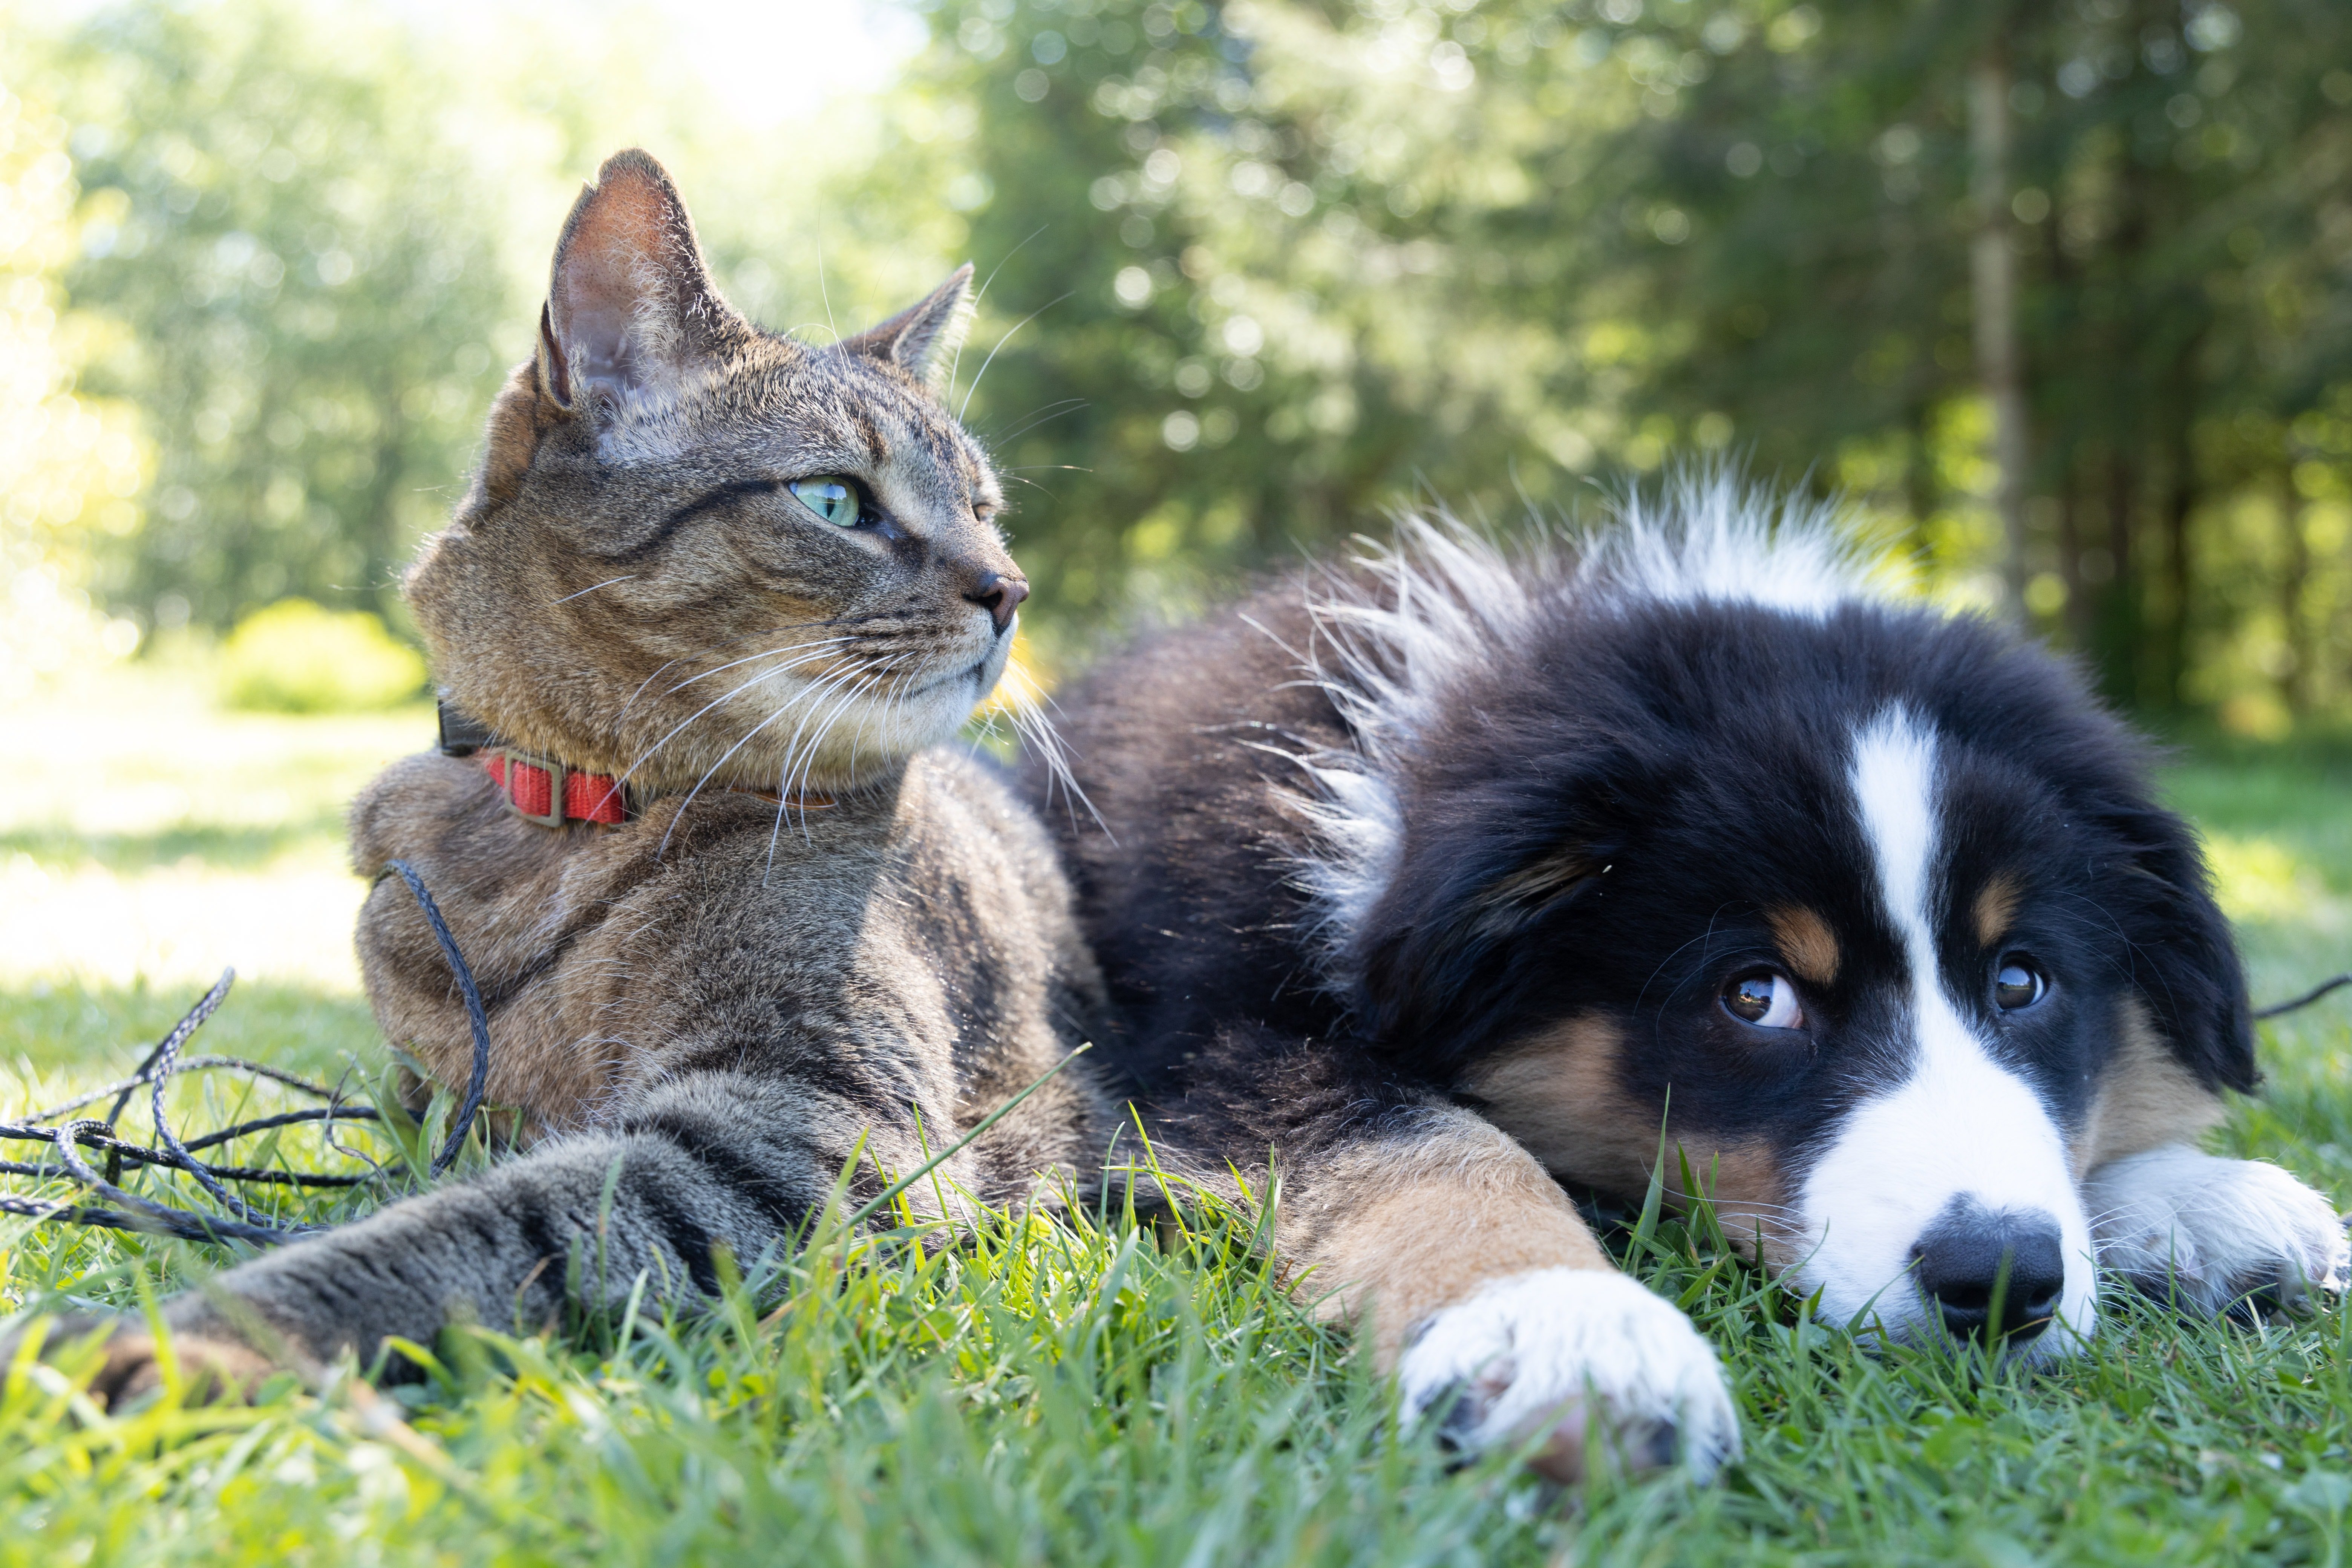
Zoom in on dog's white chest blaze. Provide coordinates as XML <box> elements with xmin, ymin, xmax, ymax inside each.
<box><xmin>1792</xmin><ymin>709</ymin><xmax>2097</xmax><ymax>1349</ymax></box>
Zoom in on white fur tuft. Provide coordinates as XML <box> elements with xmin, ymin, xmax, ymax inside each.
<box><xmin>1573</xmin><ymin>470</ymin><xmax>1890</xmax><ymax>617</ymax></box>
<box><xmin>1273</xmin><ymin>473</ymin><xmax>1890</xmax><ymax>986</ymax></box>
<box><xmin>1397</xmin><ymin>1267</ymin><xmax>1741</xmax><ymax>1480</ymax></box>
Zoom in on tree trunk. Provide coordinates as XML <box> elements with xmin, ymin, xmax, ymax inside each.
<box><xmin>2101</xmin><ymin>447</ymin><xmax>2142</xmax><ymax>705</ymax></box>
<box><xmin>1970</xmin><ymin>43</ymin><xmax>2030</xmax><ymax>626</ymax></box>
<box><xmin>2159</xmin><ymin>429</ymin><xmax>2195</xmax><ymax>712</ymax></box>
<box><xmin>2279</xmin><ymin>469</ymin><xmax>2311</xmax><ymax>714</ymax></box>
<box><xmin>2058</xmin><ymin>459</ymin><xmax>2090</xmax><ymax>649</ymax></box>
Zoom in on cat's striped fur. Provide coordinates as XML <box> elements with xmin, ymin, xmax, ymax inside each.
<box><xmin>50</xmin><ymin>149</ymin><xmax>1111</xmax><ymax>1401</ymax></box>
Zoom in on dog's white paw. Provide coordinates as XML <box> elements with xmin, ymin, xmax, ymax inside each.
<box><xmin>1396</xmin><ymin>1267</ymin><xmax>1740</xmax><ymax>1484</ymax></box>
<box><xmin>2086</xmin><ymin>1146</ymin><xmax>2349</xmax><ymax>1314</ymax></box>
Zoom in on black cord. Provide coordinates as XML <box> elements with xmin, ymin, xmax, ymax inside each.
<box><xmin>141</xmin><ymin>971</ymin><xmax>285</xmax><ymax>1228</ymax></box>
<box><xmin>40</xmin><ymin>1116</ymin><xmax>308</xmax><ymax>1246</ymax></box>
<box><xmin>2255</xmin><ymin>973</ymin><xmax>2352</xmax><ymax>1021</ymax></box>
<box><xmin>385</xmin><ymin>860</ymin><xmax>493</xmax><ymax>1176</ymax></box>
<box><xmin>0</xmin><ymin>863</ymin><xmax>492</xmax><ymax>1247</ymax></box>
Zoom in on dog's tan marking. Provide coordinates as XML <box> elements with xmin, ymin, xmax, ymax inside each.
<box><xmin>1462</xmin><ymin>1017</ymin><xmax>1800</xmax><ymax>1268</ymax></box>
<box><xmin>1465</xmin><ymin>1016</ymin><xmax>1655</xmax><ymax>1191</ymax></box>
<box><xmin>1281</xmin><ymin>1110</ymin><xmax>1612</xmax><ymax>1368</ymax></box>
<box><xmin>1974</xmin><ymin>873</ymin><xmax>2022</xmax><ymax>949</ymax></box>
<box><xmin>1767</xmin><ymin>906</ymin><xmax>1841</xmax><ymax>987</ymax></box>
<box><xmin>2073</xmin><ymin>997</ymin><xmax>2225</xmax><ymax>1177</ymax></box>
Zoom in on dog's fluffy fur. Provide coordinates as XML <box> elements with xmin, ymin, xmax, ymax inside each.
<box><xmin>1038</xmin><ymin>475</ymin><xmax>2347</xmax><ymax>1479</ymax></box>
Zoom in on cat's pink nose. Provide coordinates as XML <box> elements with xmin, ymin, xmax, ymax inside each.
<box><xmin>969</xmin><ymin>571</ymin><xmax>1028</xmax><ymax>632</ymax></box>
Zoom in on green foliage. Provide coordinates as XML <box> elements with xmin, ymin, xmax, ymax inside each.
<box><xmin>911</xmin><ymin>0</ymin><xmax>2352</xmax><ymax>715</ymax></box>
<box><xmin>44</xmin><ymin>0</ymin><xmax>514</xmax><ymax>634</ymax></box>
<box><xmin>217</xmin><ymin>598</ymin><xmax>427</xmax><ymax>714</ymax></box>
<box><xmin>14</xmin><ymin>0</ymin><xmax>2352</xmax><ymax>723</ymax></box>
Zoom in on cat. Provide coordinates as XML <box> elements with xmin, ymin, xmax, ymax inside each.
<box><xmin>46</xmin><ymin>149</ymin><xmax>1112</xmax><ymax>1401</ymax></box>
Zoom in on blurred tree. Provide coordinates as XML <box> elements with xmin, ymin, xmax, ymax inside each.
<box><xmin>0</xmin><ymin>23</ymin><xmax>146</xmax><ymax>692</ymax></box>
<box><xmin>909</xmin><ymin>0</ymin><xmax>1656</xmax><ymax>645</ymax></box>
<box><xmin>50</xmin><ymin>0</ymin><xmax>513</xmax><ymax>633</ymax></box>
<box><xmin>1602</xmin><ymin>0</ymin><xmax>2352</xmax><ymax>713</ymax></box>
<box><xmin>917</xmin><ymin>0</ymin><xmax>2352</xmax><ymax>720</ymax></box>
<box><xmin>17</xmin><ymin>0</ymin><xmax>2351</xmax><ymax>728</ymax></box>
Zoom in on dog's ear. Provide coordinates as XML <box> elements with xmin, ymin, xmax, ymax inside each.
<box><xmin>2099</xmin><ymin>799</ymin><xmax>2256</xmax><ymax>1092</ymax></box>
<box><xmin>1349</xmin><ymin>751</ymin><xmax>1630</xmax><ymax>1060</ymax></box>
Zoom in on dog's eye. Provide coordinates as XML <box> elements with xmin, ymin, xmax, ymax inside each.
<box><xmin>1994</xmin><ymin>956</ymin><xmax>2048</xmax><ymax>1011</ymax></box>
<box><xmin>1723</xmin><ymin>970</ymin><xmax>1805</xmax><ymax>1029</ymax></box>
<box><xmin>789</xmin><ymin>476</ymin><xmax>864</xmax><ymax>527</ymax></box>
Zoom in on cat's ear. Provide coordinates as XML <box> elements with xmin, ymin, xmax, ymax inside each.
<box><xmin>539</xmin><ymin>149</ymin><xmax>735</xmax><ymax>413</ymax></box>
<box><xmin>838</xmin><ymin>264</ymin><xmax>975</xmax><ymax>396</ymax></box>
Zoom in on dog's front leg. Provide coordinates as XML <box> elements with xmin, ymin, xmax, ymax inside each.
<box><xmin>2086</xmin><ymin>1145</ymin><xmax>2348</xmax><ymax>1314</ymax></box>
<box><xmin>1277</xmin><ymin>1102</ymin><xmax>1738</xmax><ymax>1483</ymax></box>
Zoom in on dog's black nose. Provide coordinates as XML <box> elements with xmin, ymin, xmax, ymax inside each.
<box><xmin>1911</xmin><ymin>1201</ymin><xmax>2067</xmax><ymax>1342</ymax></box>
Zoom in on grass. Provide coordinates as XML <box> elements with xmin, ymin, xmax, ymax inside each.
<box><xmin>3</xmin><ymin>680</ymin><xmax>2350</xmax><ymax>1565</ymax></box>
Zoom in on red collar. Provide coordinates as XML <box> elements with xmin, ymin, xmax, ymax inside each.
<box><xmin>484</xmin><ymin>749</ymin><xmax>628</xmax><ymax>825</ymax></box>
<box><xmin>438</xmin><ymin>700</ymin><xmax>832</xmax><ymax>828</ymax></box>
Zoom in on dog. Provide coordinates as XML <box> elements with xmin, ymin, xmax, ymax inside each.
<box><xmin>1035</xmin><ymin>477</ymin><xmax>2349</xmax><ymax>1481</ymax></box>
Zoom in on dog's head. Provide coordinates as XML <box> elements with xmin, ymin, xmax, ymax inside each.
<box><xmin>1296</xmin><ymin>493</ymin><xmax>2248</xmax><ymax>1354</ymax></box>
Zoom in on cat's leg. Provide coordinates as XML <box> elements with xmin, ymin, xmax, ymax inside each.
<box><xmin>2086</xmin><ymin>1145</ymin><xmax>2348</xmax><ymax>1314</ymax></box>
<box><xmin>38</xmin><ymin>1070</ymin><xmax>936</xmax><ymax>1406</ymax></box>
<box><xmin>1274</xmin><ymin>1101</ymin><xmax>1738</xmax><ymax>1483</ymax></box>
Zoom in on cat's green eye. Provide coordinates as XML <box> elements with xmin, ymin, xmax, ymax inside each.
<box><xmin>789</xmin><ymin>476</ymin><xmax>864</xmax><ymax>528</ymax></box>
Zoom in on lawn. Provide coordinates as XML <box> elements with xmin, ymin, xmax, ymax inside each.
<box><xmin>4</xmin><ymin>678</ymin><xmax>2350</xmax><ymax>1567</ymax></box>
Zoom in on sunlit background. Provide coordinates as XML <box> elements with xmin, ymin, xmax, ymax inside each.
<box><xmin>2</xmin><ymin>0</ymin><xmax>2349</xmax><ymax>1010</ymax></box>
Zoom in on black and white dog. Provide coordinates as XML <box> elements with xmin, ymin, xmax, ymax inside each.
<box><xmin>1038</xmin><ymin>479</ymin><xmax>2347</xmax><ymax>1481</ymax></box>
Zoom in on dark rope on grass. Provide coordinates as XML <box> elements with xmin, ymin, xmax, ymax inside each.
<box><xmin>0</xmin><ymin>1128</ymin><xmax>374</xmax><ymax>1187</ymax></box>
<box><xmin>384</xmin><ymin>859</ymin><xmax>491</xmax><ymax>1176</ymax></box>
<box><xmin>99</xmin><ymin>975</ymin><xmax>225</xmax><ymax>1130</ymax></box>
<box><xmin>0</xmin><ymin>863</ymin><xmax>490</xmax><ymax>1246</ymax></box>
<box><xmin>2256</xmin><ymin>973</ymin><xmax>2352</xmax><ymax>1021</ymax></box>
<box><xmin>141</xmin><ymin>971</ymin><xmax>286</xmax><ymax>1227</ymax></box>
<box><xmin>178</xmin><ymin>1104</ymin><xmax>384</xmax><ymax>1153</ymax></box>
<box><xmin>40</xmin><ymin>1116</ymin><xmax>316</xmax><ymax>1246</ymax></box>
<box><xmin>31</xmin><ymin>1057</ymin><xmax>354</xmax><ymax>1127</ymax></box>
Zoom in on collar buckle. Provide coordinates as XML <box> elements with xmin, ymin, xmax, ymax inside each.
<box><xmin>500</xmin><ymin>748</ymin><xmax>571</xmax><ymax>828</ymax></box>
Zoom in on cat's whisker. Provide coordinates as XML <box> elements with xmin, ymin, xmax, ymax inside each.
<box><xmin>1000</xmin><ymin>675</ymin><xmax>1101</xmax><ymax>831</ymax></box>
<box><xmin>949</xmin><ymin>223</ymin><xmax>1049</xmax><ymax>403</ymax></box>
<box><xmin>811</xmin><ymin>666</ymin><xmax>897</xmax><ymax>807</ymax></box>
<box><xmin>982</xmin><ymin>398</ymin><xmax>1090</xmax><ymax>449</ymax></box>
<box><xmin>764</xmin><ymin>657</ymin><xmax>880</xmax><ymax>821</ymax></box>
<box><xmin>621</xmin><ymin>645</ymin><xmax>855</xmax><ymax>787</ymax></box>
<box><xmin>816</xmin><ymin>238</ymin><xmax>838</xmax><ymax>344</ymax></box>
<box><xmin>550</xmin><ymin>574</ymin><xmax>639</xmax><ymax>604</ymax></box>
<box><xmin>663</xmin><ymin>634</ymin><xmax>860</xmax><ymax>697</ymax></box>
<box><xmin>620</xmin><ymin>656</ymin><xmax>688</xmax><ymax>720</ymax></box>
<box><xmin>761</xmin><ymin>661</ymin><xmax>898</xmax><ymax>876</ymax></box>
<box><xmin>657</xmin><ymin>659</ymin><xmax>876</xmax><ymax>862</ymax></box>
<box><xmin>783</xmin><ymin>657</ymin><xmax>908</xmax><ymax>836</ymax></box>
<box><xmin>840</xmin><ymin>658</ymin><xmax>916</xmax><ymax>796</ymax></box>
<box><xmin>957</xmin><ymin>293</ymin><xmax>1072</xmax><ymax>423</ymax></box>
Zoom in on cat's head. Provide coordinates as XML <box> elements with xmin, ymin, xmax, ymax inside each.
<box><xmin>408</xmin><ymin>148</ymin><xmax>1020</xmax><ymax>796</ymax></box>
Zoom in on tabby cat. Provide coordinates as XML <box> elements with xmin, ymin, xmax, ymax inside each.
<box><xmin>55</xmin><ymin>149</ymin><xmax>1112</xmax><ymax>1399</ymax></box>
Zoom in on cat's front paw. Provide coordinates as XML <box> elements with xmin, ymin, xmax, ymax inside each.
<box><xmin>1396</xmin><ymin>1267</ymin><xmax>1740</xmax><ymax>1484</ymax></box>
<box><xmin>2087</xmin><ymin>1146</ymin><xmax>2349</xmax><ymax>1315</ymax></box>
<box><xmin>6</xmin><ymin>1312</ymin><xmax>281</xmax><ymax>1409</ymax></box>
